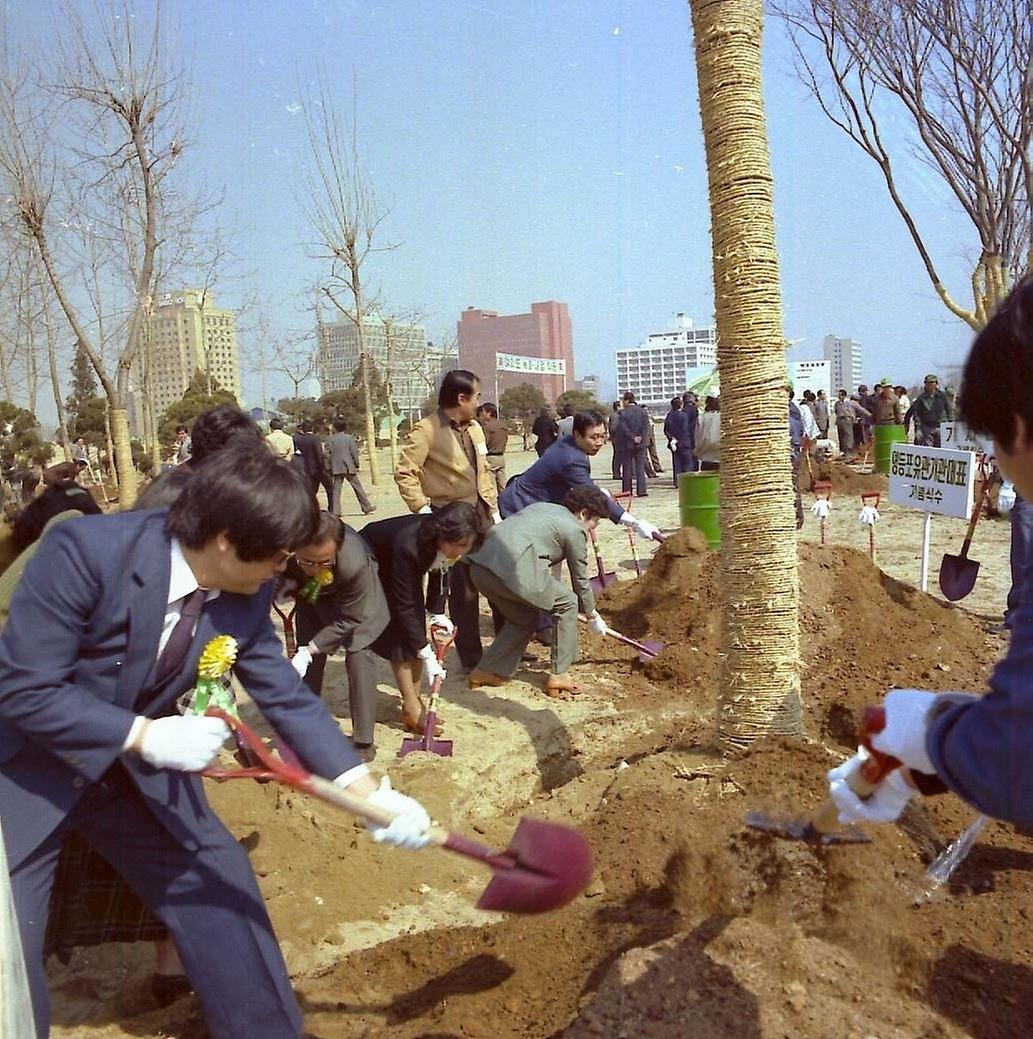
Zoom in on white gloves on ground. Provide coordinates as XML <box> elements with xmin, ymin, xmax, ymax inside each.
<box><xmin>587</xmin><ymin>611</ymin><xmax>608</xmax><ymax>635</ymax></box>
<box><xmin>291</xmin><ymin>647</ymin><xmax>313</xmax><ymax>676</ymax></box>
<box><xmin>828</xmin><ymin>754</ymin><xmax>915</xmax><ymax>825</ymax></box>
<box><xmin>418</xmin><ymin>503</ymin><xmax>433</xmax><ymax>515</ymax></box>
<box><xmin>858</xmin><ymin>504</ymin><xmax>880</xmax><ymax>526</ymax></box>
<box><xmin>811</xmin><ymin>499</ymin><xmax>831</xmax><ymax>520</ymax></box>
<box><xmin>361</xmin><ymin>776</ymin><xmax>432</xmax><ymax>849</ymax></box>
<box><xmin>620</xmin><ymin>512</ymin><xmax>660</xmax><ymax>541</ymax></box>
<box><xmin>135</xmin><ymin>715</ymin><xmax>230</xmax><ymax>771</ymax></box>
<box><xmin>427</xmin><ymin>613</ymin><xmax>455</xmax><ymax>635</ymax></box>
<box><xmin>417</xmin><ymin>644</ymin><xmax>447</xmax><ymax>685</ymax></box>
<box><xmin>999</xmin><ymin>481</ymin><xmax>1016</xmax><ymax>514</ymax></box>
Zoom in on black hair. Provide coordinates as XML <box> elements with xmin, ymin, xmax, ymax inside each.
<box><xmin>959</xmin><ymin>280</ymin><xmax>1033</xmax><ymax>453</ymax></box>
<box><xmin>333</xmin><ymin>417</ymin><xmax>348</xmax><ymax>432</ymax></box>
<box><xmin>478</xmin><ymin>402</ymin><xmax>498</xmax><ymax>419</ymax></box>
<box><xmin>705</xmin><ymin>396</ymin><xmax>720</xmax><ymax>412</ymax></box>
<box><xmin>301</xmin><ymin>420</ymin><xmax>316</xmax><ymax>434</ymax></box>
<box><xmin>561</xmin><ymin>484</ymin><xmax>610</xmax><ymax>519</ymax></box>
<box><xmin>438</xmin><ymin>369</ymin><xmax>479</xmax><ymax>408</ymax></box>
<box><xmin>166</xmin><ymin>441</ymin><xmax>318</xmax><ymax>561</ymax></box>
<box><xmin>572</xmin><ymin>410</ymin><xmax>605</xmax><ymax>436</ymax></box>
<box><xmin>622</xmin><ymin>391</ymin><xmax>636</xmax><ymax>404</ymax></box>
<box><xmin>612</xmin><ymin>401</ymin><xmax>620</xmax><ymax>411</ymax></box>
<box><xmin>190</xmin><ymin>405</ymin><xmax>262</xmax><ymax>466</ymax></box>
<box><xmin>133</xmin><ymin>468</ymin><xmax>192</xmax><ymax>510</ymax></box>
<box><xmin>304</xmin><ymin>510</ymin><xmax>343</xmax><ymax>548</ymax></box>
<box><xmin>269</xmin><ymin>417</ymin><xmax>284</xmax><ymax>431</ymax></box>
<box><xmin>416</xmin><ymin>501</ymin><xmax>484</xmax><ymax>555</ymax></box>
<box><xmin>175</xmin><ymin>425</ymin><xmax>188</xmax><ymax>435</ymax></box>
<box><xmin>670</xmin><ymin>396</ymin><xmax>683</xmax><ymax>410</ymax></box>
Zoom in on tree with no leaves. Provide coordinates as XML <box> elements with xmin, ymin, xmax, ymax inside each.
<box><xmin>775</xmin><ymin>0</ymin><xmax>1032</xmax><ymax>329</ymax></box>
<box><xmin>0</xmin><ymin>1</ymin><xmax>190</xmax><ymax>504</ymax></box>
<box><xmin>689</xmin><ymin>0</ymin><xmax>803</xmax><ymax>749</ymax></box>
<box><xmin>300</xmin><ymin>74</ymin><xmax>395</xmax><ymax>486</ymax></box>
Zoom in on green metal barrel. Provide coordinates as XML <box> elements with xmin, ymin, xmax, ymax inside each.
<box><xmin>678</xmin><ymin>471</ymin><xmax>720</xmax><ymax>548</ymax></box>
<box><xmin>873</xmin><ymin>424</ymin><xmax>907</xmax><ymax>474</ymax></box>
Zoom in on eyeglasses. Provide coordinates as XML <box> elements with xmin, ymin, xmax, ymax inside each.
<box><xmin>296</xmin><ymin>556</ymin><xmax>335</xmax><ymax>569</ymax></box>
<box><xmin>272</xmin><ymin>550</ymin><xmax>294</xmax><ymax>566</ymax></box>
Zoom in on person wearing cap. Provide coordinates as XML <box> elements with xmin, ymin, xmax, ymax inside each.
<box><xmin>904</xmin><ymin>374</ymin><xmax>954</xmax><ymax>446</ymax></box>
<box><xmin>870</xmin><ymin>380</ymin><xmax>902</xmax><ymax>426</ymax></box>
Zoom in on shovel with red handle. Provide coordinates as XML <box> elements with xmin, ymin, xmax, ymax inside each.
<box><xmin>398</xmin><ymin>625</ymin><xmax>455</xmax><ymax>758</ymax></box>
<box><xmin>744</xmin><ymin>705</ymin><xmax>899</xmax><ymax>845</ymax></box>
<box><xmin>202</xmin><ymin>709</ymin><xmax>594</xmax><ymax>914</ymax></box>
<box><xmin>272</xmin><ymin>600</ymin><xmax>298</xmax><ymax>657</ymax></box>
<box><xmin>588</xmin><ymin>527</ymin><xmax>616</xmax><ymax>594</ymax></box>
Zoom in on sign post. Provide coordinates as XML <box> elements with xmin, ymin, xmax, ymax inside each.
<box><xmin>889</xmin><ymin>442</ymin><xmax>977</xmax><ymax>592</ymax></box>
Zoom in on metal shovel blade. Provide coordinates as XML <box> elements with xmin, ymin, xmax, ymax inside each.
<box><xmin>939</xmin><ymin>554</ymin><xmax>980</xmax><ymax>601</ymax></box>
<box><xmin>589</xmin><ymin>572</ymin><xmax>616</xmax><ymax>595</ymax></box>
<box><xmin>471</xmin><ymin>817</ymin><xmax>595</xmax><ymax>914</ymax></box>
<box><xmin>398</xmin><ymin>708</ymin><xmax>453</xmax><ymax>758</ymax></box>
<box><xmin>744</xmin><ymin>810</ymin><xmax>871</xmax><ymax>846</ymax></box>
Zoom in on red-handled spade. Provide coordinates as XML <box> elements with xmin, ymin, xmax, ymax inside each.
<box><xmin>744</xmin><ymin>706</ymin><xmax>899</xmax><ymax>845</ymax></box>
<box><xmin>399</xmin><ymin>625</ymin><xmax>455</xmax><ymax>758</ymax></box>
<box><xmin>202</xmin><ymin>710</ymin><xmax>594</xmax><ymax>913</ymax></box>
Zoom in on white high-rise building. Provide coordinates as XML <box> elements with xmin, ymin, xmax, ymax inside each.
<box><xmin>823</xmin><ymin>335</ymin><xmax>864</xmax><ymax>394</ymax></box>
<box><xmin>615</xmin><ymin>313</ymin><xmax>717</xmax><ymax>412</ymax></box>
<box><xmin>317</xmin><ymin>314</ymin><xmax>429</xmax><ymax>417</ymax></box>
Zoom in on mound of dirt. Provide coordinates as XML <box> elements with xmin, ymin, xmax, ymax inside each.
<box><xmin>801</xmin><ymin>458</ymin><xmax>889</xmax><ymax>497</ymax></box>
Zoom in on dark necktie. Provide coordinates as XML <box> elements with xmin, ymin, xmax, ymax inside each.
<box><xmin>154</xmin><ymin>587</ymin><xmax>207</xmax><ymax>684</ymax></box>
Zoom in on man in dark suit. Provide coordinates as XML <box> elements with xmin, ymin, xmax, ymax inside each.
<box><xmin>292</xmin><ymin>420</ymin><xmax>332</xmax><ymax>504</ymax></box>
<box><xmin>0</xmin><ymin>443</ymin><xmax>431</xmax><ymax>1039</ymax></box>
<box><xmin>614</xmin><ymin>391</ymin><xmax>650</xmax><ymax>497</ymax></box>
<box><xmin>530</xmin><ymin>406</ymin><xmax>559</xmax><ymax>457</ymax></box>
<box><xmin>325</xmin><ymin>417</ymin><xmax>375</xmax><ymax>516</ymax></box>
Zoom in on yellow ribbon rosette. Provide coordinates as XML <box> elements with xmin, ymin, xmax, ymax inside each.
<box><xmin>299</xmin><ymin>566</ymin><xmax>334</xmax><ymax>604</ymax></box>
<box><xmin>191</xmin><ymin>635</ymin><xmax>239</xmax><ymax>716</ymax></box>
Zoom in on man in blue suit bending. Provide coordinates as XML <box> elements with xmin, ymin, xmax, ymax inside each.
<box><xmin>499</xmin><ymin>410</ymin><xmax>660</xmax><ymax>543</ymax></box>
<box><xmin>0</xmin><ymin>442</ymin><xmax>431</xmax><ymax>1039</ymax></box>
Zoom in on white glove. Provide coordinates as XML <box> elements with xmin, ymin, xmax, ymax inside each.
<box><xmin>417</xmin><ymin>644</ymin><xmax>447</xmax><ymax>685</ymax></box>
<box><xmin>361</xmin><ymin>776</ymin><xmax>432</xmax><ymax>850</ymax></box>
<box><xmin>866</xmin><ymin>688</ymin><xmax>938</xmax><ymax>774</ymax></box>
<box><xmin>811</xmin><ymin>499</ymin><xmax>831</xmax><ymax>520</ymax></box>
<box><xmin>620</xmin><ymin>513</ymin><xmax>660</xmax><ymax>541</ymax></box>
<box><xmin>999</xmin><ymin>481</ymin><xmax>1016</xmax><ymax>514</ymax></box>
<box><xmin>828</xmin><ymin>753</ymin><xmax>915</xmax><ymax>825</ymax></box>
<box><xmin>418</xmin><ymin>503</ymin><xmax>433</xmax><ymax>515</ymax></box>
<box><xmin>598</xmin><ymin>485</ymin><xmax>612</xmax><ymax>499</ymax></box>
<box><xmin>491</xmin><ymin>510</ymin><xmax>502</xmax><ymax>525</ymax></box>
<box><xmin>858</xmin><ymin>504</ymin><xmax>880</xmax><ymax>526</ymax></box>
<box><xmin>427</xmin><ymin>612</ymin><xmax>455</xmax><ymax>635</ymax></box>
<box><xmin>668</xmin><ymin>438</ymin><xmax>677</xmax><ymax>452</ymax></box>
<box><xmin>137</xmin><ymin>715</ymin><xmax>230</xmax><ymax>771</ymax></box>
<box><xmin>291</xmin><ymin>646</ymin><xmax>313</xmax><ymax>676</ymax></box>
<box><xmin>587</xmin><ymin>610</ymin><xmax>608</xmax><ymax>635</ymax></box>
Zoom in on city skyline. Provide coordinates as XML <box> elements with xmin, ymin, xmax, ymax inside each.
<box><xmin>3</xmin><ymin>1</ymin><xmax>983</xmax><ymax>425</ymax></box>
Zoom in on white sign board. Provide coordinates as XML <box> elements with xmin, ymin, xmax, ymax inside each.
<box><xmin>889</xmin><ymin>443</ymin><xmax>976</xmax><ymax>519</ymax></box>
<box><xmin>791</xmin><ymin>360</ymin><xmax>831</xmax><ymax>402</ymax></box>
<box><xmin>495</xmin><ymin>352</ymin><xmax>566</xmax><ymax>375</ymax></box>
<box><xmin>940</xmin><ymin>421</ymin><xmax>994</xmax><ymax>457</ymax></box>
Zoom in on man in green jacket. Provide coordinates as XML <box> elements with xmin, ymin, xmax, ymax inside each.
<box><xmin>465</xmin><ymin>485</ymin><xmax>610</xmax><ymax>695</ymax></box>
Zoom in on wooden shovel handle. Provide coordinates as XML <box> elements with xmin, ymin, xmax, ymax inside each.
<box><xmin>958</xmin><ymin>472</ymin><xmax>993</xmax><ymax>556</ymax></box>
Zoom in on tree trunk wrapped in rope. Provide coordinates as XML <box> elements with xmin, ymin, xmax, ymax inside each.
<box><xmin>690</xmin><ymin>0</ymin><xmax>803</xmax><ymax>749</ymax></box>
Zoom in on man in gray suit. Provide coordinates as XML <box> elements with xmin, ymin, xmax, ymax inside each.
<box><xmin>465</xmin><ymin>485</ymin><xmax>610</xmax><ymax>696</ymax></box>
<box><xmin>325</xmin><ymin>417</ymin><xmax>375</xmax><ymax>516</ymax></box>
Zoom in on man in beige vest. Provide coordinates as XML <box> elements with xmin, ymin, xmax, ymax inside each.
<box><xmin>395</xmin><ymin>369</ymin><xmax>499</xmax><ymax>671</ymax></box>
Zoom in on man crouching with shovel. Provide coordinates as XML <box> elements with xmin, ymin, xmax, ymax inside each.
<box><xmin>826</xmin><ymin>280</ymin><xmax>1033</xmax><ymax>833</ymax></box>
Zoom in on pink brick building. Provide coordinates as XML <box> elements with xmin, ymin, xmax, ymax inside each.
<box><xmin>457</xmin><ymin>301</ymin><xmax>574</xmax><ymax>404</ymax></box>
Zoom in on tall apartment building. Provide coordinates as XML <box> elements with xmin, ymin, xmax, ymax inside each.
<box><xmin>823</xmin><ymin>334</ymin><xmax>864</xmax><ymax>394</ymax></box>
<box><xmin>457</xmin><ymin>301</ymin><xmax>573</xmax><ymax>403</ymax></box>
<box><xmin>616</xmin><ymin>313</ymin><xmax>717</xmax><ymax>412</ymax></box>
<box><xmin>141</xmin><ymin>289</ymin><xmax>241</xmax><ymax>418</ymax></box>
<box><xmin>317</xmin><ymin>314</ymin><xmax>429</xmax><ymax>417</ymax></box>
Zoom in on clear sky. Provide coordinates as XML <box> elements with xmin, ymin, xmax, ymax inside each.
<box><xmin>8</xmin><ymin>0</ymin><xmax>980</xmax><ymax>408</ymax></box>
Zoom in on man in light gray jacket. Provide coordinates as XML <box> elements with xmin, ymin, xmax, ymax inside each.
<box><xmin>465</xmin><ymin>485</ymin><xmax>610</xmax><ymax>696</ymax></box>
<box><xmin>325</xmin><ymin>417</ymin><xmax>375</xmax><ymax>516</ymax></box>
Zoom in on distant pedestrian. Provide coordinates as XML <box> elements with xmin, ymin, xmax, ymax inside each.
<box><xmin>694</xmin><ymin>396</ymin><xmax>721</xmax><ymax>471</ymax></box>
<box><xmin>834</xmin><ymin>389</ymin><xmax>856</xmax><ymax>460</ymax></box>
<box><xmin>477</xmin><ymin>403</ymin><xmax>509</xmax><ymax>496</ymax></box>
<box><xmin>615</xmin><ymin>391</ymin><xmax>650</xmax><ymax>497</ymax></box>
<box><xmin>663</xmin><ymin>396</ymin><xmax>696</xmax><ymax>485</ymax></box>
<box><xmin>264</xmin><ymin>416</ymin><xmax>294</xmax><ymax>461</ymax></box>
<box><xmin>894</xmin><ymin>386</ymin><xmax>911</xmax><ymax>416</ymax></box>
<box><xmin>531</xmin><ymin>407</ymin><xmax>560</xmax><ymax>457</ymax></box>
<box><xmin>293</xmin><ymin>420</ymin><xmax>332</xmax><ymax>503</ymax></box>
<box><xmin>607</xmin><ymin>401</ymin><xmax>623</xmax><ymax>480</ymax></box>
<box><xmin>326</xmin><ymin>418</ymin><xmax>375</xmax><ymax>516</ymax></box>
<box><xmin>557</xmin><ymin>404</ymin><xmax>575</xmax><ymax>439</ymax></box>
<box><xmin>870</xmin><ymin>380</ymin><xmax>902</xmax><ymax>425</ymax></box>
<box><xmin>904</xmin><ymin>374</ymin><xmax>953</xmax><ymax>446</ymax></box>
<box><xmin>645</xmin><ymin>418</ymin><xmax>663</xmax><ymax>477</ymax></box>
<box><xmin>173</xmin><ymin>425</ymin><xmax>191</xmax><ymax>465</ymax></box>
<box><xmin>813</xmin><ymin>390</ymin><xmax>830</xmax><ymax>438</ymax></box>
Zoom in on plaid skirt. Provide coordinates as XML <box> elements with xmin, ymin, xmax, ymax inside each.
<box><xmin>43</xmin><ymin>832</ymin><xmax>168</xmax><ymax>964</ymax></box>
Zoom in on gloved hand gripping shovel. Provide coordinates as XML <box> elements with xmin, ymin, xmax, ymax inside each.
<box><xmin>202</xmin><ymin>709</ymin><xmax>594</xmax><ymax>914</ymax></box>
<box><xmin>579</xmin><ymin>614</ymin><xmax>663</xmax><ymax>663</ymax></box>
<box><xmin>399</xmin><ymin>625</ymin><xmax>455</xmax><ymax>758</ymax></box>
<box><xmin>744</xmin><ymin>706</ymin><xmax>900</xmax><ymax>845</ymax></box>
<box><xmin>614</xmin><ymin>491</ymin><xmax>666</xmax><ymax>578</ymax></box>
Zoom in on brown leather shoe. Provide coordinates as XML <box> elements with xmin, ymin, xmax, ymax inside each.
<box><xmin>467</xmin><ymin>668</ymin><xmax>506</xmax><ymax>688</ymax></box>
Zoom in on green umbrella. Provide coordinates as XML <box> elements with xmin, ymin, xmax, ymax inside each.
<box><xmin>686</xmin><ymin>367</ymin><xmax>720</xmax><ymax>398</ymax></box>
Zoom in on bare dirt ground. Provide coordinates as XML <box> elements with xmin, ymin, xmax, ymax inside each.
<box><xmin>41</xmin><ymin>444</ymin><xmax>1031</xmax><ymax>1039</ymax></box>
